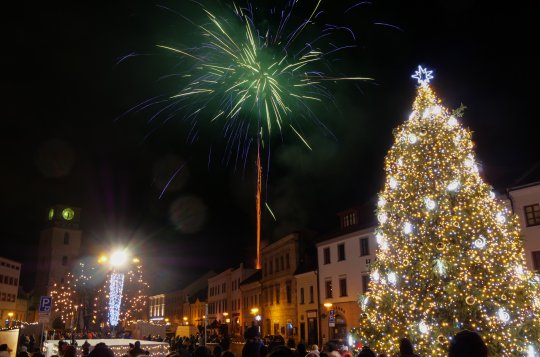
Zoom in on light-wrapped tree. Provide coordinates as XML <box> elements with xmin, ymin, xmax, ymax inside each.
<box><xmin>354</xmin><ymin>67</ymin><xmax>540</xmax><ymax>356</ymax></box>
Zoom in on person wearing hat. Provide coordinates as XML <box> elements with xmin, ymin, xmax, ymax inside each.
<box><xmin>0</xmin><ymin>344</ymin><xmax>13</xmax><ymax>357</ymax></box>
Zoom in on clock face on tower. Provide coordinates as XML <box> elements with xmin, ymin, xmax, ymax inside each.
<box><xmin>48</xmin><ymin>208</ymin><xmax>55</xmax><ymax>220</ymax></box>
<box><xmin>62</xmin><ymin>208</ymin><xmax>75</xmax><ymax>220</ymax></box>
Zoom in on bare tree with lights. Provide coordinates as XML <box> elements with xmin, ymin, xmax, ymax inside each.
<box><xmin>353</xmin><ymin>67</ymin><xmax>540</xmax><ymax>357</ymax></box>
<box><xmin>50</xmin><ymin>262</ymin><xmax>95</xmax><ymax>331</ymax></box>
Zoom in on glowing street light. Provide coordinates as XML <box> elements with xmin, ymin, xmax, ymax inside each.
<box><xmin>98</xmin><ymin>249</ymin><xmax>135</xmax><ymax>328</ymax></box>
<box><xmin>110</xmin><ymin>251</ymin><xmax>127</xmax><ymax>267</ymax></box>
<box><xmin>7</xmin><ymin>312</ymin><xmax>13</xmax><ymax>327</ymax></box>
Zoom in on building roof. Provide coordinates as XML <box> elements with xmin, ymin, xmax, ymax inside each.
<box><xmin>508</xmin><ymin>161</ymin><xmax>540</xmax><ymax>189</ymax></box>
<box><xmin>239</xmin><ymin>269</ymin><xmax>262</xmax><ymax>286</ymax></box>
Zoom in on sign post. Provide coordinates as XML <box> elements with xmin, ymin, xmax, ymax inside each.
<box><xmin>328</xmin><ymin>309</ymin><xmax>335</xmax><ymax>328</ymax></box>
<box><xmin>38</xmin><ymin>296</ymin><xmax>52</xmax><ymax>352</ymax></box>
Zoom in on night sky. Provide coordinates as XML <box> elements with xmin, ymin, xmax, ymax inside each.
<box><xmin>1</xmin><ymin>0</ymin><xmax>538</xmax><ymax>293</ymax></box>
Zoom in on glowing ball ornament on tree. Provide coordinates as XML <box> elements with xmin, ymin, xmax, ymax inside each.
<box><xmin>354</xmin><ymin>66</ymin><xmax>540</xmax><ymax>356</ymax></box>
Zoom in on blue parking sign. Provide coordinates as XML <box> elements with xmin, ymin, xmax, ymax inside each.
<box><xmin>39</xmin><ymin>296</ymin><xmax>52</xmax><ymax>313</ymax></box>
<box><xmin>328</xmin><ymin>309</ymin><xmax>335</xmax><ymax>327</ymax></box>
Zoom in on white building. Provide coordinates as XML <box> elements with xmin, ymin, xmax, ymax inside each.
<box><xmin>294</xmin><ymin>270</ymin><xmax>319</xmax><ymax>346</ymax></box>
<box><xmin>148</xmin><ymin>294</ymin><xmax>166</xmax><ymax>322</ymax></box>
<box><xmin>0</xmin><ymin>257</ymin><xmax>21</xmax><ymax>323</ymax></box>
<box><xmin>207</xmin><ymin>263</ymin><xmax>257</xmax><ymax>336</ymax></box>
<box><xmin>316</xmin><ymin>208</ymin><xmax>376</xmax><ymax>344</ymax></box>
<box><xmin>507</xmin><ymin>181</ymin><xmax>540</xmax><ymax>271</ymax></box>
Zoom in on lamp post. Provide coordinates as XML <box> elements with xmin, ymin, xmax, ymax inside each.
<box><xmin>98</xmin><ymin>249</ymin><xmax>135</xmax><ymax>334</ymax></box>
<box><xmin>323</xmin><ymin>303</ymin><xmax>334</xmax><ymax>343</ymax></box>
<box><xmin>223</xmin><ymin>312</ymin><xmax>229</xmax><ymax>336</ymax></box>
<box><xmin>250</xmin><ymin>307</ymin><xmax>261</xmax><ymax>335</ymax></box>
<box><xmin>7</xmin><ymin>312</ymin><xmax>13</xmax><ymax>328</ymax></box>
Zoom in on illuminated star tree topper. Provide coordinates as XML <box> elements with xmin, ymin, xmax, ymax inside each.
<box><xmin>411</xmin><ymin>65</ymin><xmax>434</xmax><ymax>86</ymax></box>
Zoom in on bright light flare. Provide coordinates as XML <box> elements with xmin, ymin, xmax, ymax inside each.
<box><xmin>110</xmin><ymin>250</ymin><xmax>128</xmax><ymax>267</ymax></box>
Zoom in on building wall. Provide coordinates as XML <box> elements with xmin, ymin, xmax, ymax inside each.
<box><xmin>317</xmin><ymin>226</ymin><xmax>376</xmax><ymax>345</ymax></box>
<box><xmin>0</xmin><ymin>258</ymin><xmax>21</xmax><ymax>321</ymax></box>
<box><xmin>240</xmin><ymin>280</ymin><xmax>261</xmax><ymax>334</ymax></box>
<box><xmin>148</xmin><ymin>294</ymin><xmax>165</xmax><ymax>321</ymax></box>
<box><xmin>508</xmin><ymin>183</ymin><xmax>540</xmax><ymax>271</ymax></box>
<box><xmin>207</xmin><ymin>268</ymin><xmax>232</xmax><ymax>324</ymax></box>
<box><xmin>261</xmin><ymin>233</ymin><xmax>299</xmax><ymax>341</ymax></box>
<box><xmin>230</xmin><ymin>265</ymin><xmax>257</xmax><ymax>336</ymax></box>
<box><xmin>35</xmin><ymin>205</ymin><xmax>82</xmax><ymax>298</ymax></box>
<box><xmin>295</xmin><ymin>271</ymin><xmax>319</xmax><ymax>346</ymax></box>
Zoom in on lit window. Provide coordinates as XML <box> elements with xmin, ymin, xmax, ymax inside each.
<box><xmin>361</xmin><ymin>275</ymin><xmax>370</xmax><ymax>293</ymax></box>
<box><xmin>325</xmin><ymin>280</ymin><xmax>333</xmax><ymax>299</ymax></box>
<box><xmin>524</xmin><ymin>204</ymin><xmax>540</xmax><ymax>226</ymax></box>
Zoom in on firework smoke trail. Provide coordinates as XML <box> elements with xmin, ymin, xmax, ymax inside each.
<box><xmin>150</xmin><ymin>0</ymin><xmax>371</xmax><ymax>263</ymax></box>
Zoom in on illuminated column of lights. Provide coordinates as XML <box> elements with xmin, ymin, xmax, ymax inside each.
<box><xmin>94</xmin><ymin>250</ymin><xmax>149</xmax><ymax>327</ymax></box>
<box><xmin>109</xmin><ymin>272</ymin><xmax>125</xmax><ymax>327</ymax></box>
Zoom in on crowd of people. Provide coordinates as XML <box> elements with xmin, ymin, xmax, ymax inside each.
<box><xmin>239</xmin><ymin>323</ymin><xmax>488</xmax><ymax>357</ymax></box>
<box><xmin>2</xmin><ymin>327</ymin><xmax>488</xmax><ymax>357</ymax></box>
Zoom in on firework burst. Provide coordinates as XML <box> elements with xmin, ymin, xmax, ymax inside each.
<box><xmin>128</xmin><ymin>0</ymin><xmax>371</xmax><ymax>267</ymax></box>
<box><xmin>143</xmin><ymin>0</ymin><xmax>370</xmax><ymax>159</ymax></box>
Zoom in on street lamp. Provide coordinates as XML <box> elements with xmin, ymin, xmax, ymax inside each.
<box><xmin>7</xmin><ymin>312</ymin><xmax>13</xmax><ymax>328</ymax></box>
<box><xmin>250</xmin><ymin>308</ymin><xmax>261</xmax><ymax>335</ymax></box>
<box><xmin>183</xmin><ymin>316</ymin><xmax>188</xmax><ymax>325</ymax></box>
<box><xmin>98</xmin><ymin>249</ymin><xmax>133</xmax><ymax>330</ymax></box>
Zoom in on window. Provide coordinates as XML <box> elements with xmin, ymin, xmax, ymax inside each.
<box><xmin>533</xmin><ymin>251</ymin><xmax>540</xmax><ymax>271</ymax></box>
<box><xmin>343</xmin><ymin>212</ymin><xmax>357</xmax><ymax>228</ymax></box>
<box><xmin>280</xmin><ymin>256</ymin><xmax>284</xmax><ymax>271</ymax></box>
<box><xmin>270</xmin><ymin>261</ymin><xmax>273</xmax><ymax>274</ymax></box>
<box><xmin>362</xmin><ymin>275</ymin><xmax>370</xmax><ymax>293</ymax></box>
<box><xmin>286</xmin><ymin>254</ymin><xmax>290</xmax><ymax>269</ymax></box>
<box><xmin>360</xmin><ymin>237</ymin><xmax>370</xmax><ymax>256</ymax></box>
<box><xmin>339</xmin><ymin>278</ymin><xmax>348</xmax><ymax>297</ymax></box>
<box><xmin>64</xmin><ymin>232</ymin><xmax>70</xmax><ymax>245</ymax></box>
<box><xmin>222</xmin><ymin>283</ymin><xmax>226</xmax><ymax>292</ymax></box>
<box><xmin>323</xmin><ymin>247</ymin><xmax>331</xmax><ymax>264</ymax></box>
<box><xmin>300</xmin><ymin>288</ymin><xmax>305</xmax><ymax>304</ymax></box>
<box><xmin>309</xmin><ymin>286</ymin><xmax>314</xmax><ymax>303</ymax></box>
<box><xmin>286</xmin><ymin>281</ymin><xmax>292</xmax><ymax>304</ymax></box>
<box><xmin>276</xmin><ymin>284</ymin><xmax>281</xmax><ymax>304</ymax></box>
<box><xmin>524</xmin><ymin>204</ymin><xmax>540</xmax><ymax>226</ymax></box>
<box><xmin>338</xmin><ymin>244</ymin><xmax>346</xmax><ymax>261</ymax></box>
<box><xmin>325</xmin><ymin>280</ymin><xmax>333</xmax><ymax>299</ymax></box>
<box><xmin>270</xmin><ymin>287</ymin><xmax>274</xmax><ymax>305</ymax></box>
<box><xmin>62</xmin><ymin>256</ymin><xmax>68</xmax><ymax>266</ymax></box>
<box><xmin>275</xmin><ymin>258</ymin><xmax>280</xmax><ymax>272</ymax></box>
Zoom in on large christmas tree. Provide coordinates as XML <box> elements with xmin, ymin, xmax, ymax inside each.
<box><xmin>354</xmin><ymin>67</ymin><xmax>540</xmax><ymax>356</ymax></box>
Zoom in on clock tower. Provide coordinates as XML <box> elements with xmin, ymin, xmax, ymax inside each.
<box><xmin>34</xmin><ymin>204</ymin><xmax>82</xmax><ymax>298</ymax></box>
